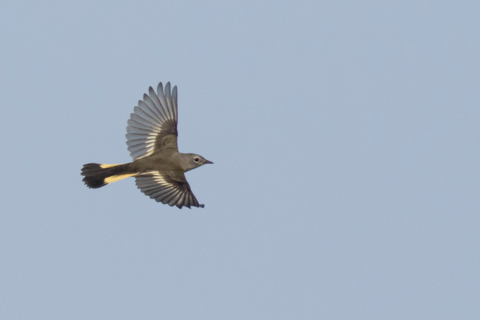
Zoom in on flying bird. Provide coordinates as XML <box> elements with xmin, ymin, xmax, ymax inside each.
<box><xmin>81</xmin><ymin>82</ymin><xmax>212</xmax><ymax>209</ymax></box>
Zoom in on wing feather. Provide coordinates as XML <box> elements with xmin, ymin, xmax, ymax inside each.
<box><xmin>135</xmin><ymin>171</ymin><xmax>204</xmax><ymax>209</ymax></box>
<box><xmin>142</xmin><ymin>93</ymin><xmax>164</xmax><ymax>119</ymax></box>
<box><xmin>126</xmin><ymin>82</ymin><xmax>179</xmax><ymax>160</ymax></box>
<box><xmin>147</xmin><ymin>89</ymin><xmax>167</xmax><ymax>119</ymax></box>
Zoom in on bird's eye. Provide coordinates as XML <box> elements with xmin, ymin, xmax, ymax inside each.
<box><xmin>194</xmin><ymin>157</ymin><xmax>199</xmax><ymax>163</ymax></box>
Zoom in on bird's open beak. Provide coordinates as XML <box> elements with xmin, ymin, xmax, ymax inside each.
<box><xmin>205</xmin><ymin>160</ymin><xmax>214</xmax><ymax>164</ymax></box>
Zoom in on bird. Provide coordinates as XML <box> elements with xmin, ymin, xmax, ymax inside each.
<box><xmin>81</xmin><ymin>82</ymin><xmax>212</xmax><ymax>209</ymax></box>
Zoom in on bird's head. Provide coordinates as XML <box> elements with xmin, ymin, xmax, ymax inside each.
<box><xmin>180</xmin><ymin>153</ymin><xmax>213</xmax><ymax>172</ymax></box>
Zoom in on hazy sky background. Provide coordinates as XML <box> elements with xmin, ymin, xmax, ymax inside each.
<box><xmin>1</xmin><ymin>0</ymin><xmax>479</xmax><ymax>319</ymax></box>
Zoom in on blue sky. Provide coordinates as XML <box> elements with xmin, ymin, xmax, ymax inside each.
<box><xmin>1</xmin><ymin>1</ymin><xmax>479</xmax><ymax>319</ymax></box>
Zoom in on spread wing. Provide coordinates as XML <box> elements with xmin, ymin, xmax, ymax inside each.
<box><xmin>126</xmin><ymin>82</ymin><xmax>178</xmax><ymax>160</ymax></box>
<box><xmin>135</xmin><ymin>171</ymin><xmax>205</xmax><ymax>209</ymax></box>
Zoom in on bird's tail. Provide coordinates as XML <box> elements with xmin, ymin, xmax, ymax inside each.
<box><xmin>81</xmin><ymin>163</ymin><xmax>136</xmax><ymax>189</ymax></box>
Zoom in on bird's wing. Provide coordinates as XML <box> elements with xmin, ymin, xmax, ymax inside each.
<box><xmin>126</xmin><ymin>82</ymin><xmax>179</xmax><ymax>160</ymax></box>
<box><xmin>135</xmin><ymin>171</ymin><xmax>204</xmax><ymax>209</ymax></box>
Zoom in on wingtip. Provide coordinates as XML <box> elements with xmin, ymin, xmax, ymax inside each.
<box><xmin>157</xmin><ymin>82</ymin><xmax>164</xmax><ymax>94</ymax></box>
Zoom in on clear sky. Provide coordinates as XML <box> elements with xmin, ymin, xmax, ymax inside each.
<box><xmin>1</xmin><ymin>0</ymin><xmax>479</xmax><ymax>319</ymax></box>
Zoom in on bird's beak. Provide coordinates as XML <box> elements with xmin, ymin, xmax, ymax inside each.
<box><xmin>205</xmin><ymin>159</ymin><xmax>214</xmax><ymax>164</ymax></box>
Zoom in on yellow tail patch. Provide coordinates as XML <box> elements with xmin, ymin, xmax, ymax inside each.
<box><xmin>105</xmin><ymin>173</ymin><xmax>137</xmax><ymax>184</ymax></box>
<box><xmin>100</xmin><ymin>163</ymin><xmax>125</xmax><ymax>169</ymax></box>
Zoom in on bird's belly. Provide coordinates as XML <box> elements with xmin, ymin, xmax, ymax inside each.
<box><xmin>133</xmin><ymin>154</ymin><xmax>181</xmax><ymax>173</ymax></box>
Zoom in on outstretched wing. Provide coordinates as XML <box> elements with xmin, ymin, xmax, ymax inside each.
<box><xmin>135</xmin><ymin>171</ymin><xmax>205</xmax><ymax>209</ymax></box>
<box><xmin>126</xmin><ymin>82</ymin><xmax>179</xmax><ymax>160</ymax></box>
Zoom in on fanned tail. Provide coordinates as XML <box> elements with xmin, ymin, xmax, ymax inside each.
<box><xmin>81</xmin><ymin>163</ymin><xmax>136</xmax><ymax>189</ymax></box>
